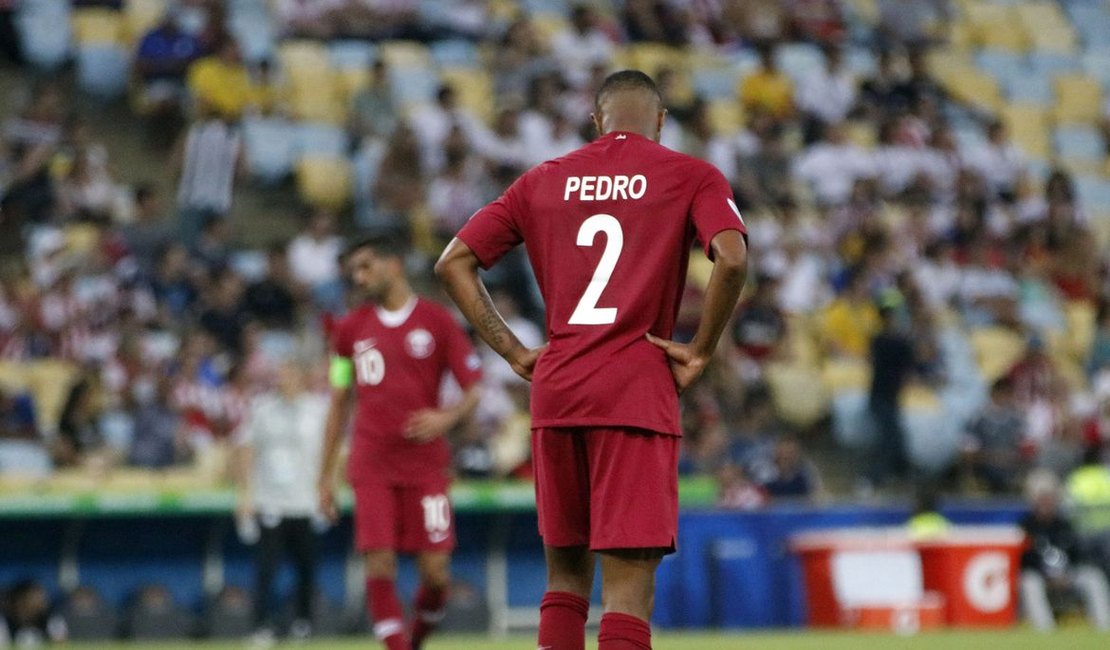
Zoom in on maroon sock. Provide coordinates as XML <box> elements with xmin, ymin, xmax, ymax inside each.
<box><xmin>537</xmin><ymin>591</ymin><xmax>589</xmax><ymax>650</ymax></box>
<box><xmin>410</xmin><ymin>583</ymin><xmax>448</xmax><ymax>650</ymax></box>
<box><xmin>598</xmin><ymin>612</ymin><xmax>652</xmax><ymax>650</ymax></box>
<box><xmin>366</xmin><ymin>578</ymin><xmax>408</xmax><ymax>650</ymax></box>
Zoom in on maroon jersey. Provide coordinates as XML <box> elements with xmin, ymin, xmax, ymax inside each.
<box><xmin>456</xmin><ymin>131</ymin><xmax>746</xmax><ymax>435</ymax></box>
<box><xmin>331</xmin><ymin>297</ymin><xmax>481</xmax><ymax>484</ymax></box>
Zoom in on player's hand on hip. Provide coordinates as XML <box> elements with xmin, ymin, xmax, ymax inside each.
<box><xmin>646</xmin><ymin>333</ymin><xmax>710</xmax><ymax>394</ymax></box>
<box><xmin>507</xmin><ymin>344</ymin><xmax>546</xmax><ymax>381</ymax></box>
<box><xmin>404</xmin><ymin>408</ymin><xmax>455</xmax><ymax>443</ymax></box>
<box><xmin>317</xmin><ymin>482</ymin><xmax>338</xmax><ymax>523</ymax></box>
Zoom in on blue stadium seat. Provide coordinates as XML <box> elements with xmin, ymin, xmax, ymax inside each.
<box><xmin>242</xmin><ymin>117</ymin><xmax>299</xmax><ymax>183</ymax></box>
<box><xmin>76</xmin><ymin>45</ymin><xmax>129</xmax><ymax>99</ymax></box>
<box><xmin>296</xmin><ymin>122</ymin><xmax>350</xmax><ymax>158</ymax></box>
<box><xmin>692</xmin><ymin>68</ymin><xmax>740</xmax><ymax>101</ymax></box>
<box><xmin>14</xmin><ymin>0</ymin><xmax>71</xmax><ymax>69</ymax></box>
<box><xmin>1003</xmin><ymin>73</ymin><xmax>1054</xmax><ymax>105</ymax></box>
<box><xmin>1028</xmin><ymin>51</ymin><xmax>1080</xmax><ymax>77</ymax></box>
<box><xmin>1075</xmin><ymin>175</ymin><xmax>1110</xmax><ymax>211</ymax></box>
<box><xmin>1053</xmin><ymin>125</ymin><xmax>1105</xmax><ymax>160</ymax></box>
<box><xmin>845</xmin><ymin>46</ymin><xmax>878</xmax><ymax>77</ymax></box>
<box><xmin>521</xmin><ymin>0</ymin><xmax>568</xmax><ymax>15</ymax></box>
<box><xmin>776</xmin><ymin>43</ymin><xmax>825</xmax><ymax>85</ymax></box>
<box><xmin>431</xmin><ymin>39</ymin><xmax>480</xmax><ymax>67</ymax></box>
<box><xmin>329</xmin><ymin>40</ymin><xmax>378</xmax><ymax>70</ymax></box>
<box><xmin>1082</xmin><ymin>48</ymin><xmax>1110</xmax><ymax>87</ymax></box>
<box><xmin>229</xmin><ymin>11</ymin><xmax>275</xmax><ymax>63</ymax></box>
<box><xmin>388</xmin><ymin>66</ymin><xmax>439</xmax><ymax>106</ymax></box>
<box><xmin>976</xmin><ymin>49</ymin><xmax>1027</xmax><ymax>86</ymax></box>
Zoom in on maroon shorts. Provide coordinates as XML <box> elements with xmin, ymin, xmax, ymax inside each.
<box><xmin>352</xmin><ymin>480</ymin><xmax>455</xmax><ymax>554</ymax></box>
<box><xmin>532</xmin><ymin>427</ymin><xmax>679</xmax><ymax>553</ymax></box>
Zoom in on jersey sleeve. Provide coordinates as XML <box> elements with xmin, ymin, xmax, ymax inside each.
<box><xmin>690</xmin><ymin>165</ymin><xmax>747</xmax><ymax>258</ymax></box>
<box><xmin>330</xmin><ymin>316</ymin><xmax>353</xmax><ymax>359</ymax></box>
<box><xmin>455</xmin><ymin>173</ymin><xmax>527</xmax><ymax>269</ymax></box>
<box><xmin>441</xmin><ymin>313</ymin><xmax>482</xmax><ymax>390</ymax></box>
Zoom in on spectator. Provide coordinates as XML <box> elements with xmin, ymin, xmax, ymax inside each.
<box><xmin>286</xmin><ymin>208</ymin><xmax>344</xmax><ymax>313</ymax></box>
<box><xmin>133</xmin><ymin>9</ymin><xmax>204</xmax><ymax>140</ymax></box>
<box><xmin>716</xmin><ymin>462</ymin><xmax>768</xmax><ymax>510</ymax></box>
<box><xmin>867</xmin><ymin>297</ymin><xmax>917</xmax><ymax>488</ymax></box>
<box><xmin>0</xmin><ymin>580</ymin><xmax>66</xmax><ymax>646</ymax></box>
<box><xmin>787</xmin><ymin>0</ymin><xmax>845</xmax><ymax>43</ymax></box>
<box><xmin>731</xmin><ymin>274</ymin><xmax>786</xmax><ymax>363</ymax></box>
<box><xmin>818</xmin><ymin>270</ymin><xmax>880</xmax><ymax>359</ymax></box>
<box><xmin>427</xmin><ymin>130</ymin><xmax>490</xmax><ymax>240</ymax></box>
<box><xmin>730</xmin><ymin>0</ymin><xmax>788</xmax><ymax>43</ymax></box>
<box><xmin>858</xmin><ymin>50</ymin><xmax>908</xmax><ymax>120</ymax></box>
<box><xmin>373</xmin><ymin>121</ymin><xmax>425</xmax><ymax>224</ymax></box>
<box><xmin>895</xmin><ymin>48</ymin><xmax>946</xmax><ymax>115</ymax></box>
<box><xmin>198</xmin><ymin>269</ymin><xmax>248</xmax><ymax>357</ymax></box>
<box><xmin>961</xmin><ymin>377</ymin><xmax>1027</xmax><ymax>494</ymax></box>
<box><xmin>878</xmin><ymin>0</ymin><xmax>951</xmax><ymax>49</ymax></box>
<box><xmin>118</xmin><ymin>184</ymin><xmax>173</xmax><ymax>277</ymax></box>
<box><xmin>739</xmin><ymin>45</ymin><xmax>794</xmax><ymax>124</ymax></box>
<box><xmin>490</xmin><ymin>19</ymin><xmax>554</xmax><ymax>105</ymax></box>
<box><xmin>906</xmin><ymin>488</ymin><xmax>951</xmax><ymax>539</ymax></box>
<box><xmin>54</xmin><ymin>370</ymin><xmax>108</xmax><ymax>467</ymax></box>
<box><xmin>186</xmin><ymin>38</ymin><xmax>255</xmax><ymax>121</ymax></box>
<box><xmin>409</xmin><ymin>84</ymin><xmax>483</xmax><ymax>174</ymax></box>
<box><xmin>792</xmin><ymin>122</ymin><xmax>876</xmax><ymax>206</ymax></box>
<box><xmin>795</xmin><ymin>45</ymin><xmax>857</xmax><ymax>140</ymax></box>
<box><xmin>234</xmin><ymin>359</ymin><xmax>326</xmax><ymax>643</ymax></box>
<box><xmin>0</xmin><ymin>385</ymin><xmax>47</xmax><ymax>476</ymax></box>
<box><xmin>963</xmin><ymin>120</ymin><xmax>1026</xmax><ymax>203</ymax></box>
<box><xmin>622</xmin><ymin>0</ymin><xmax>687</xmax><ymax>45</ymax></box>
<box><xmin>191</xmin><ymin>215</ymin><xmax>234</xmax><ymax>273</ymax></box>
<box><xmin>244</xmin><ymin>244</ymin><xmax>300</xmax><ymax>329</ymax></box>
<box><xmin>761</xmin><ymin>436</ymin><xmax>823</xmax><ymax>500</ymax></box>
<box><xmin>348</xmin><ymin>59</ymin><xmax>397</xmax><ymax>144</ymax></box>
<box><xmin>1020</xmin><ymin>470</ymin><xmax>1110</xmax><ymax>631</ymax></box>
<box><xmin>128</xmin><ymin>376</ymin><xmax>182</xmax><ymax>469</ymax></box>
<box><xmin>551</xmin><ymin>5</ymin><xmax>614</xmax><ymax>90</ymax></box>
<box><xmin>1066</xmin><ymin>446</ymin><xmax>1110</xmax><ymax>575</ymax></box>
<box><xmin>171</xmin><ymin>111</ymin><xmax>243</xmax><ymax>246</ymax></box>
<box><xmin>274</xmin><ymin>0</ymin><xmax>340</xmax><ymax>39</ymax></box>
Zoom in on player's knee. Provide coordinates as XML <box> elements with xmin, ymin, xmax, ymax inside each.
<box><xmin>364</xmin><ymin>551</ymin><xmax>398</xmax><ymax>579</ymax></box>
<box><xmin>418</xmin><ymin>558</ymin><xmax>451</xmax><ymax>589</ymax></box>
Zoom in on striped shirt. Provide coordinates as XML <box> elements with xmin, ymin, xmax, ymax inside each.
<box><xmin>177</xmin><ymin>119</ymin><xmax>241</xmax><ymax>213</ymax></box>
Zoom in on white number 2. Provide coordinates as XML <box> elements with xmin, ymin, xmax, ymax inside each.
<box><xmin>568</xmin><ymin>214</ymin><xmax>623</xmax><ymax>325</ymax></box>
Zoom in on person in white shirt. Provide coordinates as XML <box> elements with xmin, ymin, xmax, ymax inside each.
<box><xmin>792</xmin><ymin>122</ymin><xmax>877</xmax><ymax>206</ymax></box>
<box><xmin>287</xmin><ymin>209</ymin><xmax>344</xmax><ymax>312</ymax></box>
<box><xmin>408</xmin><ymin>84</ymin><xmax>488</xmax><ymax>174</ymax></box>
<box><xmin>872</xmin><ymin>119</ymin><xmax>930</xmax><ymax>199</ymax></box>
<box><xmin>795</xmin><ymin>45</ymin><xmax>858</xmax><ymax>129</ymax></box>
<box><xmin>963</xmin><ymin>120</ymin><xmax>1026</xmax><ymax>202</ymax></box>
<box><xmin>550</xmin><ymin>5</ymin><xmax>614</xmax><ymax>89</ymax></box>
<box><xmin>235</xmin><ymin>359</ymin><xmax>329</xmax><ymax>643</ymax></box>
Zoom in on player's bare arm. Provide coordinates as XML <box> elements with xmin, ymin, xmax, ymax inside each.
<box><xmin>318</xmin><ymin>384</ymin><xmax>353</xmax><ymax>522</ymax></box>
<box><xmin>404</xmin><ymin>384</ymin><xmax>482</xmax><ymax>443</ymax></box>
<box><xmin>435</xmin><ymin>238</ymin><xmax>544</xmax><ymax>381</ymax></box>
<box><xmin>647</xmin><ymin>230</ymin><xmax>747</xmax><ymax>393</ymax></box>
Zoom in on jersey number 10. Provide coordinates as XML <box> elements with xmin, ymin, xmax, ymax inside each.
<box><xmin>354</xmin><ymin>348</ymin><xmax>385</xmax><ymax>386</ymax></box>
<box><xmin>568</xmin><ymin>214</ymin><xmax>624</xmax><ymax>326</ymax></box>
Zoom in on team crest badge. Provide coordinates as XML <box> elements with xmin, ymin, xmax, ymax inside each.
<box><xmin>405</xmin><ymin>329</ymin><xmax>435</xmax><ymax>358</ymax></box>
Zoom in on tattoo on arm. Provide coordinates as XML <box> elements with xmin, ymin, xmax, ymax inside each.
<box><xmin>472</xmin><ymin>290</ymin><xmax>511</xmax><ymax>354</ymax></box>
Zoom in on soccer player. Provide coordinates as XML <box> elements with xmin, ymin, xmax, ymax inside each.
<box><xmin>318</xmin><ymin>235</ymin><xmax>482</xmax><ymax>650</ymax></box>
<box><xmin>435</xmin><ymin>70</ymin><xmax>748</xmax><ymax>650</ymax></box>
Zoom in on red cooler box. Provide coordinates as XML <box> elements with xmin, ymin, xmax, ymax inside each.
<box><xmin>918</xmin><ymin>527</ymin><xmax>1027</xmax><ymax>626</ymax></box>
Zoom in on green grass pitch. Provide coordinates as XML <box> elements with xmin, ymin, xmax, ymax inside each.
<box><xmin>71</xmin><ymin>628</ymin><xmax>1108</xmax><ymax>649</ymax></box>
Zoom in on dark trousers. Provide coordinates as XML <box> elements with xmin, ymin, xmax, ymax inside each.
<box><xmin>868</xmin><ymin>398</ymin><xmax>908</xmax><ymax>485</ymax></box>
<box><xmin>253</xmin><ymin>516</ymin><xmax>316</xmax><ymax>627</ymax></box>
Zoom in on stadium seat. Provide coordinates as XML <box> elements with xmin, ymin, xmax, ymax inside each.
<box><xmin>72</xmin><ymin>8</ymin><xmax>124</xmax><ymax>45</ymax></box>
<box><xmin>242</xmin><ymin>117</ymin><xmax>299</xmax><ymax>183</ymax></box>
<box><xmin>440</xmin><ymin>66</ymin><xmax>495</xmax><ymax>123</ymax></box>
<box><xmin>278</xmin><ymin>40</ymin><xmax>332</xmax><ymax>85</ymax></box>
<box><xmin>14</xmin><ymin>1</ymin><xmax>72</xmax><ymax>69</ymax></box>
<box><xmin>296</xmin><ymin>121</ymin><xmax>350</xmax><ymax>157</ymax></box>
<box><xmin>628</xmin><ymin>43</ymin><xmax>689</xmax><ymax>77</ymax></box>
<box><xmin>389</xmin><ymin>66</ymin><xmax>440</xmax><ymax>109</ymax></box>
<box><xmin>379</xmin><ymin>40</ymin><xmax>434</xmax><ymax>69</ymax></box>
<box><xmin>776</xmin><ymin>43</ymin><xmax>825</xmax><ymax>85</ymax></box>
<box><xmin>228</xmin><ymin>11</ymin><xmax>275</xmax><ymax>63</ymax></box>
<box><xmin>1019</xmin><ymin>3</ymin><xmax>1078</xmax><ymax>54</ymax></box>
<box><xmin>706</xmin><ymin>99</ymin><xmax>743</xmax><ymax>136</ymax></box>
<box><xmin>1002</xmin><ymin>73</ymin><xmax>1054</xmax><ymax>106</ymax></box>
<box><xmin>1082</xmin><ymin>48</ymin><xmax>1110</xmax><ymax>87</ymax></box>
<box><xmin>1001</xmin><ymin>104</ymin><xmax>1050</xmax><ymax>160</ymax></box>
<box><xmin>1074</xmin><ymin>176</ymin><xmax>1110</xmax><ymax>215</ymax></box>
<box><xmin>1028</xmin><ymin>51</ymin><xmax>1080</xmax><ymax>77</ymax></box>
<box><xmin>1063</xmin><ymin>300</ymin><xmax>1097</xmax><ymax>362</ymax></box>
<box><xmin>431</xmin><ymin>39</ymin><xmax>481</xmax><ymax>67</ymax></box>
<box><xmin>1053</xmin><ymin>74</ymin><xmax>1103</xmax><ymax>124</ymax></box>
<box><xmin>24</xmin><ymin>360</ymin><xmax>79</xmax><ymax>434</ymax></box>
<box><xmin>765</xmin><ymin>362</ymin><xmax>830</xmax><ymax>428</ymax></box>
<box><xmin>530</xmin><ymin>12</ymin><xmax>571</xmax><ymax>47</ymax></box>
<box><xmin>975</xmin><ymin>49</ymin><xmax>1027</xmax><ymax>86</ymax></box>
<box><xmin>822</xmin><ymin>357</ymin><xmax>872</xmax><ymax>394</ymax></box>
<box><xmin>945</xmin><ymin>67</ymin><xmax>1003</xmax><ymax>113</ymax></box>
<box><xmin>969</xmin><ymin>327</ymin><xmax>1026</xmax><ymax>383</ymax></box>
<box><xmin>1053</xmin><ymin>125</ymin><xmax>1105</xmax><ymax>161</ymax></box>
<box><xmin>76</xmin><ymin>45</ymin><xmax>130</xmax><ymax>99</ymax></box>
<box><xmin>289</xmin><ymin>76</ymin><xmax>347</xmax><ymax>124</ymax></box>
<box><xmin>692</xmin><ymin>67</ymin><xmax>740</xmax><ymax>101</ymax></box>
<box><xmin>329</xmin><ymin>40</ymin><xmax>378</xmax><ymax>70</ymax></box>
<box><xmin>123</xmin><ymin>0</ymin><xmax>166</xmax><ymax>43</ymax></box>
<box><xmin>296</xmin><ymin>156</ymin><xmax>353</xmax><ymax>209</ymax></box>
<box><xmin>967</xmin><ymin>4</ymin><xmax>1028</xmax><ymax>52</ymax></box>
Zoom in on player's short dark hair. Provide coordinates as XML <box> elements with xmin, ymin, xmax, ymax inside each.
<box><xmin>594</xmin><ymin>70</ymin><xmax>663</xmax><ymax>111</ymax></box>
<box><xmin>343</xmin><ymin>232</ymin><xmax>410</xmax><ymax>261</ymax></box>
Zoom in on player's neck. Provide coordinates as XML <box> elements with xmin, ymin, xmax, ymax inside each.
<box><xmin>379</xmin><ymin>282</ymin><xmax>414</xmax><ymax>312</ymax></box>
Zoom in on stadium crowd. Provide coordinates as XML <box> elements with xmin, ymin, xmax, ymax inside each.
<box><xmin>2</xmin><ymin>0</ymin><xmax>1110</xmax><ymax>643</ymax></box>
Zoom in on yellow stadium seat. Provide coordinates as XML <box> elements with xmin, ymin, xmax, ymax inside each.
<box><xmin>24</xmin><ymin>359</ymin><xmax>79</xmax><ymax>434</ymax></box>
<box><xmin>944</xmin><ymin>67</ymin><xmax>1003</xmax><ymax>113</ymax></box>
<box><xmin>1054</xmin><ymin>74</ymin><xmax>1103</xmax><ymax>124</ymax></box>
<box><xmin>766</xmin><ymin>362</ymin><xmax>830</xmax><ymax>428</ymax></box>
<box><xmin>901</xmin><ymin>384</ymin><xmax>942</xmax><ymax>411</ymax></box>
<box><xmin>706</xmin><ymin>99</ymin><xmax>743</xmax><ymax>136</ymax></box>
<box><xmin>1018</xmin><ymin>3</ymin><xmax>1078</xmax><ymax>54</ymax></box>
<box><xmin>627</xmin><ymin>43</ymin><xmax>688</xmax><ymax>76</ymax></box>
<box><xmin>378</xmin><ymin>40</ymin><xmax>433</xmax><ymax>69</ymax></box>
<box><xmin>845</xmin><ymin>120</ymin><xmax>877</xmax><ymax>149</ymax></box>
<box><xmin>530</xmin><ymin>13</ymin><xmax>571</xmax><ymax>48</ymax></box>
<box><xmin>965</xmin><ymin>3</ymin><xmax>1028</xmax><ymax>52</ymax></box>
<box><xmin>822</xmin><ymin>358</ymin><xmax>872</xmax><ymax>394</ymax></box>
<box><xmin>1064</xmin><ymin>300</ymin><xmax>1097</xmax><ymax>360</ymax></box>
<box><xmin>1091</xmin><ymin>213</ymin><xmax>1110</xmax><ymax>251</ymax></box>
<box><xmin>296</xmin><ymin>156</ymin><xmax>352</xmax><ymax>209</ymax></box>
<box><xmin>970</xmin><ymin>327</ymin><xmax>1026</xmax><ymax>382</ymax></box>
<box><xmin>278</xmin><ymin>40</ymin><xmax>331</xmax><ymax>84</ymax></box>
<box><xmin>440</xmin><ymin>66</ymin><xmax>494</xmax><ymax>123</ymax></box>
<box><xmin>0</xmin><ymin>362</ymin><xmax>28</xmax><ymax>394</ymax></box>
<box><xmin>1001</xmin><ymin>104</ymin><xmax>1050</xmax><ymax>160</ymax></box>
<box><xmin>289</xmin><ymin>78</ymin><xmax>347</xmax><ymax>124</ymax></box>
<box><xmin>72</xmin><ymin>8</ymin><xmax>125</xmax><ymax>45</ymax></box>
<box><xmin>124</xmin><ymin>0</ymin><xmax>168</xmax><ymax>42</ymax></box>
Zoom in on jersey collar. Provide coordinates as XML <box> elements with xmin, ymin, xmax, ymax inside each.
<box><xmin>375</xmin><ymin>296</ymin><xmax>418</xmax><ymax>328</ymax></box>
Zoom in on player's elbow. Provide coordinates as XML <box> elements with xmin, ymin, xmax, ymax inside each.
<box><xmin>434</xmin><ymin>239</ymin><xmax>479</xmax><ymax>285</ymax></box>
<box><xmin>713</xmin><ymin>234</ymin><xmax>748</xmax><ymax>281</ymax></box>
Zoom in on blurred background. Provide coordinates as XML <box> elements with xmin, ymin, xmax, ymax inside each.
<box><xmin>2</xmin><ymin>0</ymin><xmax>1110</xmax><ymax>645</ymax></box>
